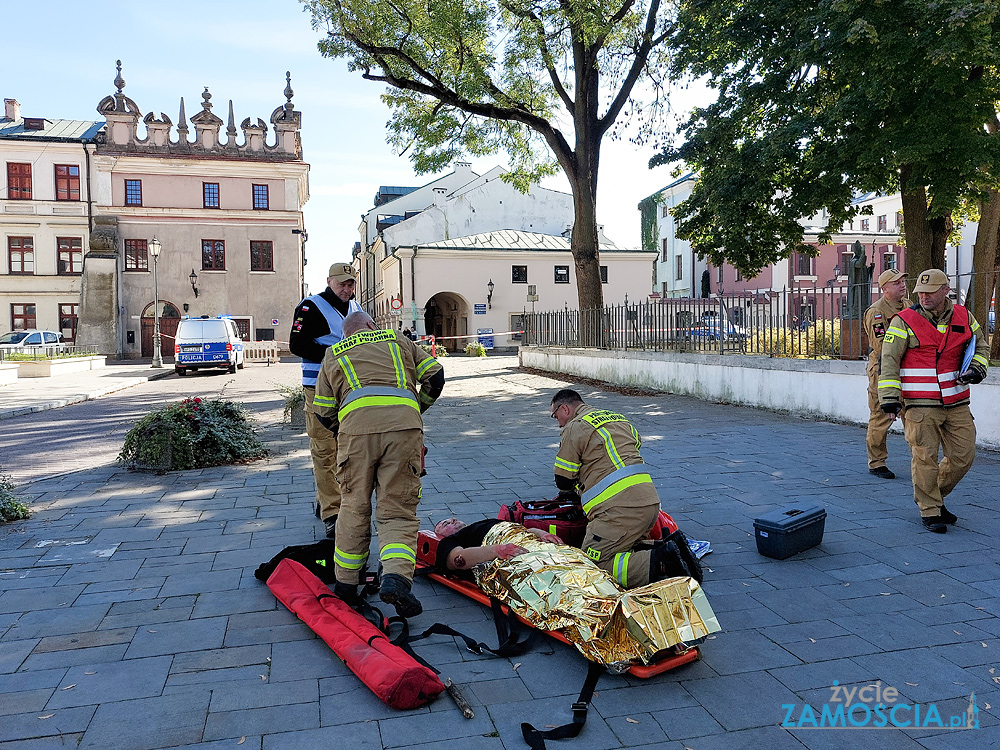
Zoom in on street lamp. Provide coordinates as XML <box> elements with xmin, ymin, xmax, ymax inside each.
<box><xmin>149</xmin><ymin>236</ymin><xmax>163</xmax><ymax>369</ymax></box>
<box><xmin>487</xmin><ymin>279</ymin><xmax>495</xmax><ymax>309</ymax></box>
<box><xmin>189</xmin><ymin>269</ymin><xmax>199</xmax><ymax>298</ymax></box>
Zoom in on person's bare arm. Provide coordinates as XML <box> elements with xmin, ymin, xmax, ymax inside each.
<box><xmin>445</xmin><ymin>543</ymin><xmax>526</xmax><ymax>571</ymax></box>
<box><xmin>525</xmin><ymin>528</ymin><xmax>562</xmax><ymax>544</ymax></box>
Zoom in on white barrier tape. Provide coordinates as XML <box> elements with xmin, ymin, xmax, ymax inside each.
<box><xmin>416</xmin><ymin>330</ymin><xmax>524</xmax><ymax>342</ymax></box>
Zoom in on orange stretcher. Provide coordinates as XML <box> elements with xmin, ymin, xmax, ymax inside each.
<box><xmin>415</xmin><ymin>530</ymin><xmax>700</xmax><ymax>679</ymax></box>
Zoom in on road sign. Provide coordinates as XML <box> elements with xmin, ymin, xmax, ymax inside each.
<box><xmin>526</xmin><ymin>294</ymin><xmax>539</xmax><ymax>302</ymax></box>
<box><xmin>477</xmin><ymin>328</ymin><xmax>494</xmax><ymax>349</ymax></box>
<box><xmin>389</xmin><ymin>308</ymin><xmax>401</xmax><ymax>316</ymax></box>
<box><xmin>272</xmin><ymin>319</ymin><xmax>279</xmax><ymax>326</ymax></box>
<box><xmin>390</xmin><ymin>297</ymin><xmax>403</xmax><ymax>311</ymax></box>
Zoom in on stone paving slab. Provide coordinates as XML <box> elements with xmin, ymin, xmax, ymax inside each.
<box><xmin>3</xmin><ymin>355</ymin><xmax>1000</xmax><ymax>748</ymax></box>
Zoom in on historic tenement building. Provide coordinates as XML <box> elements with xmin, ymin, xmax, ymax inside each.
<box><xmin>0</xmin><ymin>98</ymin><xmax>102</xmax><ymax>342</ymax></box>
<box><xmin>79</xmin><ymin>62</ymin><xmax>310</xmax><ymax>357</ymax></box>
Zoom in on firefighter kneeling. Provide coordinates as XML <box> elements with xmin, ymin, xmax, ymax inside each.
<box><xmin>313</xmin><ymin>312</ymin><xmax>444</xmax><ymax>616</ymax></box>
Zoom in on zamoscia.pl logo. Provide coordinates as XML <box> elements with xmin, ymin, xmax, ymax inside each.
<box><xmin>782</xmin><ymin>681</ymin><xmax>979</xmax><ymax>730</ymax></box>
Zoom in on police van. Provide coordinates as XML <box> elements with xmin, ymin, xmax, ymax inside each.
<box><xmin>173</xmin><ymin>316</ymin><xmax>245</xmax><ymax>376</ymax></box>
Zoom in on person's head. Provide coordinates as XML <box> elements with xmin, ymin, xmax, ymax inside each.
<box><xmin>550</xmin><ymin>389</ymin><xmax>584</xmax><ymax>427</ymax></box>
<box><xmin>878</xmin><ymin>269</ymin><xmax>907</xmax><ymax>304</ymax></box>
<box><xmin>327</xmin><ymin>262</ymin><xmax>357</xmax><ymax>302</ymax></box>
<box><xmin>912</xmin><ymin>268</ymin><xmax>950</xmax><ymax>313</ymax></box>
<box><xmin>434</xmin><ymin>517</ymin><xmax>466</xmax><ymax>537</ymax></box>
<box><xmin>342</xmin><ymin>311</ymin><xmax>376</xmax><ymax>337</ymax></box>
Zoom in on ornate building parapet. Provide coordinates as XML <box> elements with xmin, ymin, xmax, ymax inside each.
<box><xmin>95</xmin><ymin>62</ymin><xmax>303</xmax><ymax>160</ymax></box>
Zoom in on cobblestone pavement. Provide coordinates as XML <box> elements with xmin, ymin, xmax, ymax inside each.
<box><xmin>3</xmin><ymin>355</ymin><xmax>1000</xmax><ymax>749</ymax></box>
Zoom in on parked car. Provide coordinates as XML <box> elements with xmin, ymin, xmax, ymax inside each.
<box><xmin>0</xmin><ymin>329</ymin><xmax>65</xmax><ymax>354</ymax></box>
<box><xmin>173</xmin><ymin>316</ymin><xmax>245</xmax><ymax>375</ymax></box>
<box><xmin>688</xmin><ymin>321</ymin><xmax>747</xmax><ymax>342</ymax></box>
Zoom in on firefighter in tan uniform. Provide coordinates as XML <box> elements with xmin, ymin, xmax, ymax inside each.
<box><xmin>551</xmin><ymin>389</ymin><xmax>698</xmax><ymax>588</ymax></box>
<box><xmin>862</xmin><ymin>269</ymin><xmax>910</xmax><ymax>479</ymax></box>
<box><xmin>313</xmin><ymin>312</ymin><xmax>444</xmax><ymax>616</ymax></box>
<box><xmin>878</xmin><ymin>269</ymin><xmax>989</xmax><ymax>533</ymax></box>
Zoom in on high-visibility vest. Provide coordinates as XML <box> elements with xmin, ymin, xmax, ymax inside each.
<box><xmin>300</xmin><ymin>296</ymin><xmax>363</xmax><ymax>387</ymax></box>
<box><xmin>897</xmin><ymin>306</ymin><xmax>972</xmax><ymax>405</ymax></box>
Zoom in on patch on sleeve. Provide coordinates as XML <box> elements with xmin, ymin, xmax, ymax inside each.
<box><xmin>872</xmin><ymin>322</ymin><xmax>886</xmax><ymax>339</ymax></box>
<box><xmin>883</xmin><ymin>334</ymin><xmax>894</xmax><ymax>344</ymax></box>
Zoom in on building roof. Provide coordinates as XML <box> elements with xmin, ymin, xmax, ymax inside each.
<box><xmin>414</xmin><ymin>229</ymin><xmax>641</xmax><ymax>253</ymax></box>
<box><xmin>0</xmin><ymin>117</ymin><xmax>104</xmax><ymax>142</ymax></box>
<box><xmin>640</xmin><ymin>171</ymin><xmax>697</xmax><ymax>203</ymax></box>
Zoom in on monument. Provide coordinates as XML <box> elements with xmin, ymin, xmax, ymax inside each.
<box><xmin>841</xmin><ymin>240</ymin><xmax>874</xmax><ymax>358</ymax></box>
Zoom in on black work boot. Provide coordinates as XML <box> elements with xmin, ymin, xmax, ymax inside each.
<box><xmin>333</xmin><ymin>581</ymin><xmax>361</xmax><ymax>605</ymax></box>
<box><xmin>379</xmin><ymin>573</ymin><xmax>423</xmax><ymax>618</ymax></box>
<box><xmin>650</xmin><ymin>531</ymin><xmax>704</xmax><ymax>583</ymax></box>
<box><xmin>939</xmin><ymin>506</ymin><xmax>958</xmax><ymax>525</ymax></box>
<box><xmin>921</xmin><ymin>516</ymin><xmax>947</xmax><ymax>534</ymax></box>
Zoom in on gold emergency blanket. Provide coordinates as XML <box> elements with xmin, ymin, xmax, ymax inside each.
<box><xmin>474</xmin><ymin>522</ymin><xmax>721</xmax><ymax>665</ymax></box>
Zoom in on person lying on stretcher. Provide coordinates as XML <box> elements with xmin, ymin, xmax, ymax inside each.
<box><xmin>433</xmin><ymin>517</ymin><xmax>560</xmax><ymax>574</ymax></box>
<box><xmin>433</xmin><ymin>516</ymin><xmax>702</xmax><ymax>585</ymax></box>
<box><xmin>426</xmin><ymin>519</ymin><xmax>720</xmax><ymax>666</ymax></box>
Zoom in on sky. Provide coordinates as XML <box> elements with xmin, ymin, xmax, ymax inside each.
<box><xmin>5</xmin><ymin>0</ymin><xmax>709</xmax><ymax>294</ymax></box>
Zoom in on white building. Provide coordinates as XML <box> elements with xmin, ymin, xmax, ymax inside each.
<box><xmin>639</xmin><ymin>173</ymin><xmax>711</xmax><ymax>299</ymax></box>
<box><xmin>0</xmin><ymin>98</ymin><xmax>102</xmax><ymax>340</ymax></box>
<box><xmin>356</xmin><ymin>163</ymin><xmax>653</xmax><ymax>348</ymax></box>
<box><xmin>380</xmin><ymin>229</ymin><xmax>656</xmax><ymax>350</ymax></box>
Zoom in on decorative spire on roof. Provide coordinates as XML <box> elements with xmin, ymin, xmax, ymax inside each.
<box><xmin>114</xmin><ymin>60</ymin><xmax>125</xmax><ymax>95</ymax></box>
<box><xmin>226</xmin><ymin>99</ymin><xmax>238</xmax><ymax>146</ymax></box>
<box><xmin>177</xmin><ymin>97</ymin><xmax>188</xmax><ymax>140</ymax></box>
<box><xmin>190</xmin><ymin>86</ymin><xmax>222</xmax><ymax>126</ymax></box>
<box><xmin>97</xmin><ymin>59</ymin><xmax>140</xmax><ymax>116</ymax></box>
<box><xmin>284</xmin><ymin>71</ymin><xmax>294</xmax><ymax>105</ymax></box>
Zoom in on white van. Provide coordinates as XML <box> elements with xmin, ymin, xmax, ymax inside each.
<box><xmin>173</xmin><ymin>316</ymin><xmax>245</xmax><ymax>376</ymax></box>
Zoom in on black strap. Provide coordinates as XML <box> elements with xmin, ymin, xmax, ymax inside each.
<box><xmin>404</xmin><ymin>597</ymin><xmax>537</xmax><ymax>658</ymax></box>
<box><xmin>520</xmin><ymin>661</ymin><xmax>603</xmax><ymax>750</ymax></box>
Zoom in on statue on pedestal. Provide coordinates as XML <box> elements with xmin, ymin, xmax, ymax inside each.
<box><xmin>846</xmin><ymin>241</ymin><xmax>874</xmax><ymax>319</ymax></box>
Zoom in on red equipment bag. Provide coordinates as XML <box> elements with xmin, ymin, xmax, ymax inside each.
<box><xmin>498</xmin><ymin>497</ymin><xmax>587</xmax><ymax>547</ymax></box>
<box><xmin>648</xmin><ymin>510</ymin><xmax>679</xmax><ymax>540</ymax></box>
<box><xmin>266</xmin><ymin>558</ymin><xmax>444</xmax><ymax>709</ymax></box>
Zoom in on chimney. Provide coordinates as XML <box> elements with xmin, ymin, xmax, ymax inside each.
<box><xmin>4</xmin><ymin>99</ymin><xmax>20</xmax><ymax>121</ymax></box>
<box><xmin>432</xmin><ymin>186</ymin><xmax>447</xmax><ymax>206</ymax></box>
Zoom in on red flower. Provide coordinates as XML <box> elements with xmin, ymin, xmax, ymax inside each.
<box><xmin>194</xmin><ymin>398</ymin><xmax>202</xmax><ymax>403</ymax></box>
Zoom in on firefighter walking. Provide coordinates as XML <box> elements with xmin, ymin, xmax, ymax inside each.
<box><xmin>878</xmin><ymin>269</ymin><xmax>990</xmax><ymax>533</ymax></box>
<box><xmin>862</xmin><ymin>269</ymin><xmax>910</xmax><ymax>479</ymax></box>
<box><xmin>313</xmin><ymin>312</ymin><xmax>444</xmax><ymax>616</ymax></box>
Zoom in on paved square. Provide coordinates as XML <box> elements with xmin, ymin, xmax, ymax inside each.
<box><xmin>2</xmin><ymin>356</ymin><xmax>999</xmax><ymax>748</ymax></box>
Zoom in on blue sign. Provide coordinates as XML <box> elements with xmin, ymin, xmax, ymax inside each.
<box><xmin>474</xmin><ymin>304</ymin><xmax>487</xmax><ymax>315</ymax></box>
<box><xmin>477</xmin><ymin>328</ymin><xmax>494</xmax><ymax>350</ymax></box>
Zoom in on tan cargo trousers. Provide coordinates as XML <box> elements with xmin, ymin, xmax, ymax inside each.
<box><xmin>581</xmin><ymin>483</ymin><xmax>661</xmax><ymax>589</ymax></box>
<box><xmin>866</xmin><ymin>362</ymin><xmax>903</xmax><ymax>469</ymax></box>
<box><xmin>304</xmin><ymin>386</ymin><xmax>341</xmax><ymax>521</ymax></box>
<box><xmin>334</xmin><ymin>429</ymin><xmax>423</xmax><ymax>585</ymax></box>
<box><xmin>902</xmin><ymin>405</ymin><xmax>976</xmax><ymax>516</ymax></box>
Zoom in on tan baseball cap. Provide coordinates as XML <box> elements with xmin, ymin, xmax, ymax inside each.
<box><xmin>328</xmin><ymin>262</ymin><xmax>357</xmax><ymax>282</ymax></box>
<box><xmin>912</xmin><ymin>268</ymin><xmax>949</xmax><ymax>293</ymax></box>
<box><xmin>877</xmin><ymin>269</ymin><xmax>906</xmax><ymax>287</ymax></box>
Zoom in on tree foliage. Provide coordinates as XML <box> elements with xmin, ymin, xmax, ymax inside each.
<box><xmin>658</xmin><ymin>0</ymin><xmax>1000</xmax><ymax>279</ymax></box>
<box><xmin>302</xmin><ymin>0</ymin><xmax>675</xmax><ymax>312</ymax></box>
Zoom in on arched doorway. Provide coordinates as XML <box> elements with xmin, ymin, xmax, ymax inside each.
<box><xmin>423</xmin><ymin>292</ymin><xmax>469</xmax><ymax>351</ymax></box>
<box><xmin>141</xmin><ymin>301</ymin><xmax>181</xmax><ymax>360</ymax></box>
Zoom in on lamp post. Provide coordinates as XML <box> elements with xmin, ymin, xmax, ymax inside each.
<box><xmin>487</xmin><ymin>278</ymin><xmax>494</xmax><ymax>309</ymax></box>
<box><xmin>149</xmin><ymin>236</ymin><xmax>163</xmax><ymax>368</ymax></box>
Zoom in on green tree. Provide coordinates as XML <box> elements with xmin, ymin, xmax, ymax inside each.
<box><xmin>302</xmin><ymin>0</ymin><xmax>674</xmax><ymax>316</ymax></box>
<box><xmin>658</xmin><ymin>0</ymin><xmax>1000</xmax><ymax>294</ymax></box>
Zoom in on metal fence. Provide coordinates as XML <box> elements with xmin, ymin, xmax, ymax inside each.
<box><xmin>523</xmin><ymin>273</ymin><xmax>995</xmax><ymax>359</ymax></box>
<box><xmin>0</xmin><ymin>344</ymin><xmax>99</xmax><ymax>362</ymax></box>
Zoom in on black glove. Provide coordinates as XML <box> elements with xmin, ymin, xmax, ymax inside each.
<box><xmin>316</xmin><ymin>414</ymin><xmax>339</xmax><ymax>435</ymax></box>
<box><xmin>957</xmin><ymin>365</ymin><xmax>986</xmax><ymax>385</ymax></box>
<box><xmin>556</xmin><ymin>489</ymin><xmax>581</xmax><ymax>505</ymax></box>
<box><xmin>880</xmin><ymin>401</ymin><xmax>902</xmax><ymax>416</ymax></box>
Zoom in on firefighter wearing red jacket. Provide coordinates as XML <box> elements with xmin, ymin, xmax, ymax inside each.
<box><xmin>878</xmin><ymin>269</ymin><xmax>990</xmax><ymax>533</ymax></box>
<box><xmin>313</xmin><ymin>312</ymin><xmax>444</xmax><ymax>617</ymax></box>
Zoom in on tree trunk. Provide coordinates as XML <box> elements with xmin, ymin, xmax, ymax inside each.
<box><xmin>971</xmin><ymin>189</ymin><xmax>1000</xmax><ymax>322</ymax></box>
<box><xmin>992</xmin><ymin>251</ymin><xmax>1000</xmax><ymax>361</ymax></box>
<box><xmin>899</xmin><ymin>165</ymin><xmax>938</xmax><ymax>274</ymax></box>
